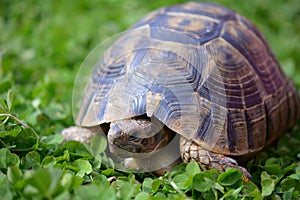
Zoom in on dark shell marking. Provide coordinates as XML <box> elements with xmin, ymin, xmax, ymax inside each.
<box><xmin>77</xmin><ymin>2</ymin><xmax>300</xmax><ymax>156</ymax></box>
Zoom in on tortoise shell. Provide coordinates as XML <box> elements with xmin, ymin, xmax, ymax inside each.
<box><xmin>76</xmin><ymin>2</ymin><xmax>300</xmax><ymax>156</ymax></box>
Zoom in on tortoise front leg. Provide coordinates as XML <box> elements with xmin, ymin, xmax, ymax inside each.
<box><xmin>61</xmin><ymin>126</ymin><xmax>104</xmax><ymax>144</ymax></box>
<box><xmin>180</xmin><ymin>137</ymin><xmax>251</xmax><ymax>181</ymax></box>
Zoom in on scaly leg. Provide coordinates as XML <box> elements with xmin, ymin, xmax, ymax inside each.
<box><xmin>180</xmin><ymin>137</ymin><xmax>251</xmax><ymax>181</ymax></box>
<box><xmin>61</xmin><ymin>126</ymin><xmax>103</xmax><ymax>143</ymax></box>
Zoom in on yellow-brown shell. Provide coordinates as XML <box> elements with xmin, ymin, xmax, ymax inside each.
<box><xmin>77</xmin><ymin>2</ymin><xmax>300</xmax><ymax>156</ymax></box>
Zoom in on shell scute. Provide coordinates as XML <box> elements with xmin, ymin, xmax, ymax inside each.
<box><xmin>77</xmin><ymin>2</ymin><xmax>300</xmax><ymax>156</ymax></box>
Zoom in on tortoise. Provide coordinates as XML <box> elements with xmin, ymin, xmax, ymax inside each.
<box><xmin>62</xmin><ymin>2</ymin><xmax>300</xmax><ymax>180</ymax></box>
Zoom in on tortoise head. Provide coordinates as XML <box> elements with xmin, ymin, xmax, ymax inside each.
<box><xmin>107</xmin><ymin>115</ymin><xmax>175</xmax><ymax>156</ymax></box>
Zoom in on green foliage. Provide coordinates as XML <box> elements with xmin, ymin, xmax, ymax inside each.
<box><xmin>1</xmin><ymin>0</ymin><xmax>300</xmax><ymax>199</ymax></box>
